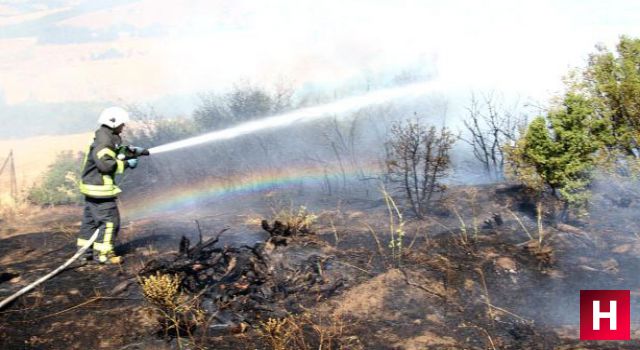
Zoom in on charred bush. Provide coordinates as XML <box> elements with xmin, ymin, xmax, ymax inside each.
<box><xmin>385</xmin><ymin>119</ymin><xmax>455</xmax><ymax>218</ymax></box>
<box><xmin>138</xmin><ymin>221</ymin><xmax>345</xmax><ymax>338</ymax></box>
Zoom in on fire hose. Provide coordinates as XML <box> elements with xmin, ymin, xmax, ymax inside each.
<box><xmin>0</xmin><ymin>229</ymin><xmax>101</xmax><ymax>310</ymax></box>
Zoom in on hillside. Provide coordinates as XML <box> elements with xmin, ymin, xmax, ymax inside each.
<box><xmin>0</xmin><ymin>132</ymin><xmax>92</xmax><ymax>195</ymax></box>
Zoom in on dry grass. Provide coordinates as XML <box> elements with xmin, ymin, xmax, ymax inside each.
<box><xmin>51</xmin><ymin>221</ymin><xmax>78</xmax><ymax>241</ymax></box>
<box><xmin>269</xmin><ymin>200</ymin><xmax>318</xmax><ymax>234</ymax></box>
<box><xmin>536</xmin><ymin>200</ymin><xmax>544</xmax><ymax>246</ymax></box>
<box><xmin>139</xmin><ymin>272</ymin><xmax>206</xmax><ymax>349</ymax></box>
<box><xmin>507</xmin><ymin>201</ymin><xmax>546</xmax><ymax>251</ymax></box>
<box><xmin>381</xmin><ymin>187</ymin><xmax>405</xmax><ymax>266</ymax></box>
<box><xmin>139</xmin><ymin>272</ymin><xmax>181</xmax><ymax>309</ymax></box>
<box><xmin>260</xmin><ymin>317</ymin><xmax>290</xmax><ymax>350</ymax></box>
<box><xmin>259</xmin><ymin>312</ymin><xmax>359</xmax><ymax>350</ymax></box>
<box><xmin>1</xmin><ymin>204</ymin><xmax>82</xmax><ymax>239</ymax></box>
<box><xmin>467</xmin><ymin>188</ymin><xmax>480</xmax><ymax>240</ymax></box>
<box><xmin>451</xmin><ymin>206</ymin><xmax>469</xmax><ymax>244</ymax></box>
<box><xmin>244</xmin><ymin>194</ymin><xmax>319</xmax><ymax>233</ymax></box>
<box><xmin>0</xmin><ymin>195</ymin><xmax>32</xmax><ymax>223</ymax></box>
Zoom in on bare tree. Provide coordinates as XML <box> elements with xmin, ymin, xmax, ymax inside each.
<box><xmin>386</xmin><ymin>118</ymin><xmax>455</xmax><ymax>218</ymax></box>
<box><xmin>462</xmin><ymin>92</ymin><xmax>525</xmax><ymax>180</ymax></box>
<box><xmin>311</xmin><ymin>115</ymin><xmax>363</xmax><ymax>194</ymax></box>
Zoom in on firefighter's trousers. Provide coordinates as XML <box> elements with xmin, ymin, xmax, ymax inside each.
<box><xmin>77</xmin><ymin>196</ymin><xmax>120</xmax><ymax>263</ymax></box>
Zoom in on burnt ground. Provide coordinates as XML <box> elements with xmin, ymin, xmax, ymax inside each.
<box><xmin>1</xmin><ymin>183</ymin><xmax>640</xmax><ymax>349</ymax></box>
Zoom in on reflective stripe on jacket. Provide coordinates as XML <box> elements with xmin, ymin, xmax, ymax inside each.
<box><xmin>79</xmin><ymin>126</ymin><xmax>125</xmax><ymax>198</ymax></box>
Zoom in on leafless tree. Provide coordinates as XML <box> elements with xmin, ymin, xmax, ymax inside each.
<box><xmin>385</xmin><ymin>118</ymin><xmax>455</xmax><ymax>218</ymax></box>
<box><xmin>462</xmin><ymin>92</ymin><xmax>526</xmax><ymax>180</ymax></box>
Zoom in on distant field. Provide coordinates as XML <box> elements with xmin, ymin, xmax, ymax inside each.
<box><xmin>0</xmin><ymin>132</ymin><xmax>93</xmax><ymax>193</ymax></box>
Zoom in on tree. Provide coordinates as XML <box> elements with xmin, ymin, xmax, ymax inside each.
<box><xmin>193</xmin><ymin>93</ymin><xmax>233</xmax><ymax>131</ymax></box>
<box><xmin>385</xmin><ymin>118</ymin><xmax>455</xmax><ymax>218</ymax></box>
<box><xmin>228</xmin><ymin>86</ymin><xmax>273</xmax><ymax>120</ymax></box>
<box><xmin>582</xmin><ymin>36</ymin><xmax>640</xmax><ymax>154</ymax></box>
<box><xmin>28</xmin><ymin>151</ymin><xmax>84</xmax><ymax>205</ymax></box>
<box><xmin>193</xmin><ymin>83</ymin><xmax>293</xmax><ymax>131</ymax></box>
<box><xmin>505</xmin><ymin>36</ymin><xmax>640</xmax><ymax>222</ymax></box>
<box><xmin>462</xmin><ymin>93</ymin><xmax>525</xmax><ymax>180</ymax></box>
<box><xmin>506</xmin><ymin>93</ymin><xmax>602</xmax><ymax>220</ymax></box>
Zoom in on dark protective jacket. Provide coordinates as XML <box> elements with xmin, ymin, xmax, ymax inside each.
<box><xmin>79</xmin><ymin>126</ymin><xmax>126</xmax><ymax>198</ymax></box>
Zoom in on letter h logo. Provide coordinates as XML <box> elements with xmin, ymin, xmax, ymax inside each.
<box><xmin>580</xmin><ymin>290</ymin><xmax>630</xmax><ymax>340</ymax></box>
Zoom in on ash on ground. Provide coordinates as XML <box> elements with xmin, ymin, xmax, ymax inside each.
<box><xmin>139</xmin><ymin>219</ymin><xmax>348</xmax><ymax>333</ymax></box>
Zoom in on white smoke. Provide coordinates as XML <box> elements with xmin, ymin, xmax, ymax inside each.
<box><xmin>149</xmin><ymin>80</ymin><xmax>450</xmax><ymax>154</ymax></box>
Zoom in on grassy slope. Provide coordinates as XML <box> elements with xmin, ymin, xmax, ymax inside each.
<box><xmin>0</xmin><ymin>132</ymin><xmax>93</xmax><ymax>193</ymax></box>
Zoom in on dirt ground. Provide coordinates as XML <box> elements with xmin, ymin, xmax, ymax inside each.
<box><xmin>1</xmin><ymin>184</ymin><xmax>640</xmax><ymax>349</ymax></box>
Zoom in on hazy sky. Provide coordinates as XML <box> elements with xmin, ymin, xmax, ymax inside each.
<box><xmin>1</xmin><ymin>0</ymin><xmax>639</xmax><ymax>113</ymax></box>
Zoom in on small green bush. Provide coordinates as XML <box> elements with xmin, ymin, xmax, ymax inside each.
<box><xmin>28</xmin><ymin>151</ymin><xmax>84</xmax><ymax>205</ymax></box>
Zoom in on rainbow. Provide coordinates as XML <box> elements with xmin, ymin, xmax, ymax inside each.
<box><xmin>121</xmin><ymin>161</ymin><xmax>383</xmax><ymax>219</ymax></box>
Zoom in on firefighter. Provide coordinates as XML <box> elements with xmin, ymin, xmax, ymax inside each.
<box><xmin>76</xmin><ymin>106</ymin><xmax>140</xmax><ymax>264</ymax></box>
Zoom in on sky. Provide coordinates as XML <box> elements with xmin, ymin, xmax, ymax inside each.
<box><xmin>1</xmin><ymin>0</ymin><xmax>640</xmax><ymax>136</ymax></box>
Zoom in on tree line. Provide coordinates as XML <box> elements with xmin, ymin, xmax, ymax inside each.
<box><xmin>384</xmin><ymin>36</ymin><xmax>640</xmax><ymax>222</ymax></box>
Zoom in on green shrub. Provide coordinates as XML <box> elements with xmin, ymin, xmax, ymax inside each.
<box><xmin>28</xmin><ymin>151</ymin><xmax>84</xmax><ymax>205</ymax></box>
<box><xmin>506</xmin><ymin>94</ymin><xmax>602</xmax><ymax>220</ymax></box>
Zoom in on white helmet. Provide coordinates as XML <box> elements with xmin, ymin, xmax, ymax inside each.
<box><xmin>98</xmin><ymin>106</ymin><xmax>130</xmax><ymax>128</ymax></box>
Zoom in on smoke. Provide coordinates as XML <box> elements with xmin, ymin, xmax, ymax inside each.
<box><xmin>148</xmin><ymin>80</ymin><xmax>450</xmax><ymax>155</ymax></box>
<box><xmin>119</xmin><ymin>75</ymin><xmax>640</xmax><ymax>338</ymax></box>
<box><xmin>122</xmin><ymin>76</ymin><xmax>516</xmax><ymax>217</ymax></box>
<box><xmin>0</xmin><ymin>100</ymin><xmax>106</xmax><ymax>138</ymax></box>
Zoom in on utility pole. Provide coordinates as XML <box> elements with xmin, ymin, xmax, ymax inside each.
<box><xmin>0</xmin><ymin>151</ymin><xmax>9</xmax><ymax>176</ymax></box>
<box><xmin>0</xmin><ymin>150</ymin><xmax>18</xmax><ymax>201</ymax></box>
<box><xmin>9</xmin><ymin>150</ymin><xmax>17</xmax><ymax>201</ymax></box>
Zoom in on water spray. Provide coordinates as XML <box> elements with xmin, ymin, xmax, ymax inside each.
<box><xmin>148</xmin><ymin>80</ymin><xmax>446</xmax><ymax>155</ymax></box>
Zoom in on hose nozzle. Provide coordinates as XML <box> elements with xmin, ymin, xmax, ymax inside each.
<box><xmin>118</xmin><ymin>145</ymin><xmax>150</xmax><ymax>160</ymax></box>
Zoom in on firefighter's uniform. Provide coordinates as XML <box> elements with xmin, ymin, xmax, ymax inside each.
<box><xmin>76</xmin><ymin>125</ymin><xmax>126</xmax><ymax>264</ymax></box>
